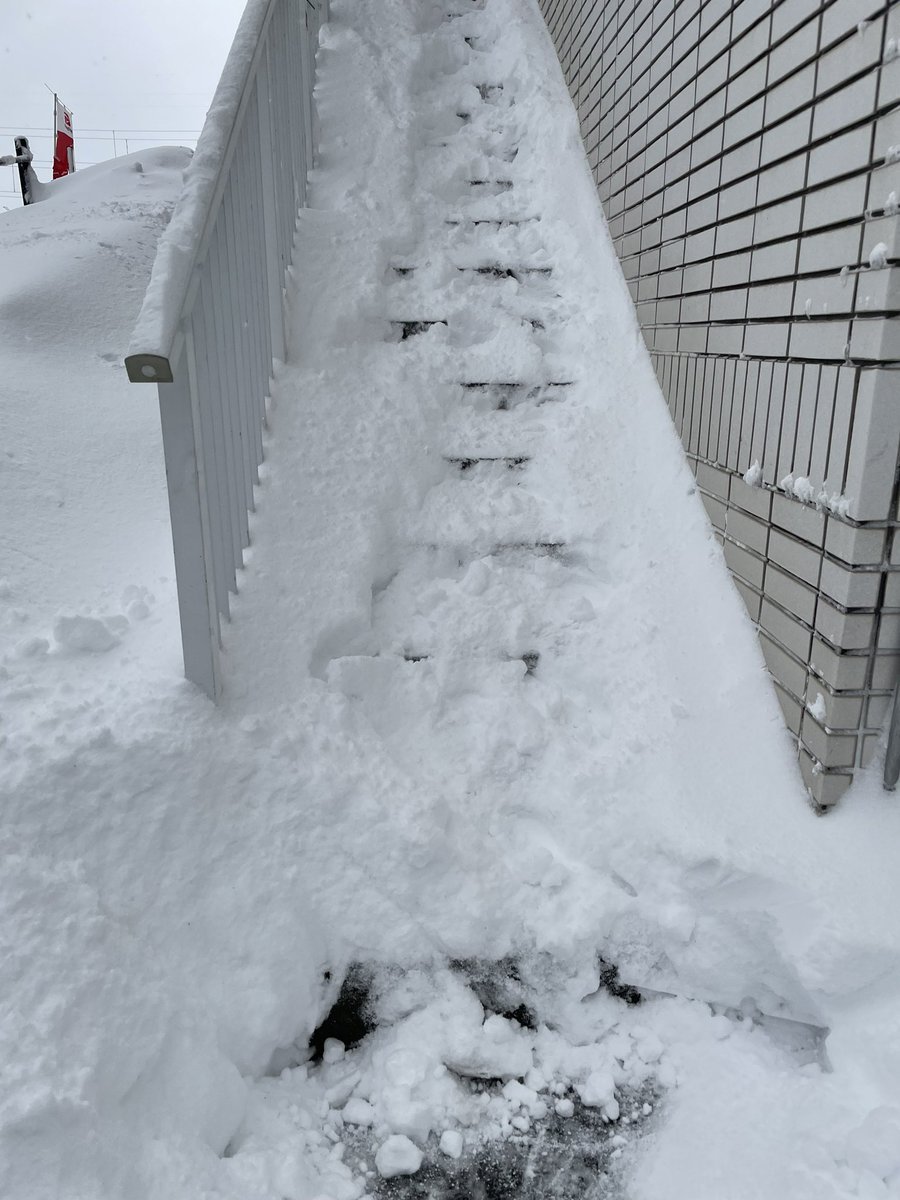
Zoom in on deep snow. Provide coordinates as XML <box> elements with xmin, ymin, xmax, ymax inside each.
<box><xmin>4</xmin><ymin>1</ymin><xmax>900</xmax><ymax>1198</ymax></box>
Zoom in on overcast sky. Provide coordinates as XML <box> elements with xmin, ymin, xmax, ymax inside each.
<box><xmin>1</xmin><ymin>0</ymin><xmax>247</xmax><ymax>205</ymax></box>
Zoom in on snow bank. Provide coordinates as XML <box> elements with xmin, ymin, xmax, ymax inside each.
<box><xmin>6</xmin><ymin>1</ymin><xmax>900</xmax><ymax>1198</ymax></box>
<box><xmin>128</xmin><ymin>0</ymin><xmax>275</xmax><ymax>361</ymax></box>
<box><xmin>0</xmin><ymin>147</ymin><xmax>186</xmax><ymax>642</ymax></box>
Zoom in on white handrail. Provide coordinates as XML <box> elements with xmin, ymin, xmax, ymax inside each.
<box><xmin>125</xmin><ymin>0</ymin><xmax>325</xmax><ymax>698</ymax></box>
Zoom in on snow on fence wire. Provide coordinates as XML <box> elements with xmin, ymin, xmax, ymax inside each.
<box><xmin>125</xmin><ymin>0</ymin><xmax>326</xmax><ymax>699</ymax></box>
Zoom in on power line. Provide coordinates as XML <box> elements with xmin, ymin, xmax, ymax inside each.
<box><xmin>0</xmin><ymin>126</ymin><xmax>202</xmax><ymax>136</ymax></box>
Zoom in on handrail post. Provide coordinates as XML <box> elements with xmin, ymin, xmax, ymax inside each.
<box><xmin>158</xmin><ymin>331</ymin><xmax>222</xmax><ymax>701</ymax></box>
<box><xmin>256</xmin><ymin>42</ymin><xmax>287</xmax><ymax>369</ymax></box>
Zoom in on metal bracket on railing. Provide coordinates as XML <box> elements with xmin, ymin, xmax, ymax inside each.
<box><xmin>125</xmin><ymin>354</ymin><xmax>174</xmax><ymax>384</ymax></box>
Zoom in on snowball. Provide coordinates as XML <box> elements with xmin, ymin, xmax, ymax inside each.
<box><xmin>375</xmin><ymin>1135</ymin><xmax>423</xmax><ymax>1179</ymax></box>
<box><xmin>342</xmin><ymin>1097</ymin><xmax>375</xmax><ymax>1127</ymax></box>
<box><xmin>555</xmin><ymin>1098</ymin><xmax>575</xmax><ymax>1118</ymax></box>
<box><xmin>53</xmin><ymin>614</ymin><xmax>119</xmax><ymax>653</ymax></box>
<box><xmin>323</xmin><ymin>1038</ymin><xmax>345</xmax><ymax>1064</ymax></box>
<box><xmin>439</xmin><ymin>1130</ymin><xmax>464</xmax><ymax>1159</ymax></box>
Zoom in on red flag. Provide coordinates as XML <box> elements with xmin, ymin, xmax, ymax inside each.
<box><xmin>52</xmin><ymin>97</ymin><xmax>74</xmax><ymax>179</ymax></box>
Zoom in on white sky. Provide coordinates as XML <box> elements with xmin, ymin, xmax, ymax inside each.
<box><xmin>0</xmin><ymin>0</ymin><xmax>247</xmax><ymax>207</ymax></box>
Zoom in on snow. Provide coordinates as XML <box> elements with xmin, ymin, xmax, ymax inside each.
<box><xmin>869</xmin><ymin>241</ymin><xmax>890</xmax><ymax>270</ymax></box>
<box><xmin>439</xmin><ymin>1129</ymin><xmax>464</xmax><ymax>1158</ymax></box>
<box><xmin>780</xmin><ymin>473</ymin><xmax>852</xmax><ymax>517</ymax></box>
<box><xmin>375</xmin><ymin>1134</ymin><xmax>423</xmax><ymax>1178</ymax></box>
<box><xmin>742</xmin><ymin>459</ymin><xmax>762</xmax><ymax>487</ymax></box>
<box><xmin>128</xmin><ymin>0</ymin><xmax>276</xmax><ymax>361</ymax></box>
<box><xmin>5</xmin><ymin>1</ymin><xmax>900</xmax><ymax>1199</ymax></box>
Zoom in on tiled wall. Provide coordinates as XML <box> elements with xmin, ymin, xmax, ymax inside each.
<box><xmin>538</xmin><ymin>0</ymin><xmax>900</xmax><ymax>806</ymax></box>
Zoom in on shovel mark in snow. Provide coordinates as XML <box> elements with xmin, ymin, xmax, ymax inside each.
<box><xmin>354</xmin><ymin>1086</ymin><xmax>660</xmax><ymax>1200</ymax></box>
<box><xmin>445</xmin><ymin>455</ymin><xmax>530</xmax><ymax>471</ymax></box>
<box><xmin>467</xmin><ymin>178</ymin><xmax>514</xmax><ymax>193</ymax></box>
<box><xmin>309</xmin><ymin>963</ymin><xmax>377</xmax><ymax>1061</ymax></box>
<box><xmin>392</xmin><ymin>319</ymin><xmax>449</xmax><ymax>340</ymax></box>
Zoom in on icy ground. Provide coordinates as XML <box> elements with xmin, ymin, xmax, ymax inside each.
<box><xmin>4</xmin><ymin>0</ymin><xmax>900</xmax><ymax>1197</ymax></box>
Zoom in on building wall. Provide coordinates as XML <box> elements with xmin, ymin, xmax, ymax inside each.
<box><xmin>538</xmin><ymin>0</ymin><xmax>900</xmax><ymax>806</ymax></box>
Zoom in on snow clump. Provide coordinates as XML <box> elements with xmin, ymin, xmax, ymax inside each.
<box><xmin>53</xmin><ymin>613</ymin><xmax>120</xmax><ymax>653</ymax></box>
<box><xmin>375</xmin><ymin>1134</ymin><xmax>424</xmax><ymax>1178</ymax></box>
<box><xmin>743</xmin><ymin>460</ymin><xmax>763</xmax><ymax>488</ymax></box>
<box><xmin>868</xmin><ymin>242</ymin><xmax>889</xmax><ymax>270</ymax></box>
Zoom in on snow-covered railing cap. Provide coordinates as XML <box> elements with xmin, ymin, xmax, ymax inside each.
<box><xmin>125</xmin><ymin>0</ymin><xmax>278</xmax><ymax>384</ymax></box>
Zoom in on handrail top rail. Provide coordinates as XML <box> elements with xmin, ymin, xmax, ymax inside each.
<box><xmin>125</xmin><ymin>0</ymin><xmax>280</xmax><ymax>384</ymax></box>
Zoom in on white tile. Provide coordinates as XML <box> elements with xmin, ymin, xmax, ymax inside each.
<box><xmin>849</xmin><ymin>317</ymin><xmax>900</xmax><ymax>362</ymax></box>
<box><xmin>874</xmin><ymin>109</ymin><xmax>900</xmax><ymax>163</ymax></box>
<box><xmin>748</xmin><ymin>282</ymin><xmax>794</xmax><ymax>319</ymax></box>
<box><xmin>797</xmin><ymin>226</ymin><xmax>864</xmax><ymax>274</ymax></box>
<box><xmin>803</xmin><ymin>176</ymin><xmax>868</xmax><ymax>230</ymax></box>
<box><xmin>715</xmin><ymin>214</ymin><xmax>755</xmax><ymax>255</ymax></box>
<box><xmin>760</xmin><ymin>631</ymin><xmax>809</xmax><ymax>697</ymax></box>
<box><xmin>713</xmin><ymin>252</ymin><xmax>751</xmax><ymax>287</ymax></box>
<box><xmin>772</xmin><ymin>492</ymin><xmax>827</xmax><ymax>546</ymax></box>
<box><xmin>793</xmin><ymin>273</ymin><xmax>858</xmax><ymax>318</ymax></box>
<box><xmin>789</xmin><ymin>319</ymin><xmax>851</xmax><ymax>361</ymax></box>
<box><xmin>817</xmin><ymin>21</ymin><xmax>883</xmax><ymax>91</ymax></box>
<box><xmin>725</xmin><ymin>537</ymin><xmax>766</xmax><ymax>587</ymax></box>
<box><xmin>744</xmin><ymin>322</ymin><xmax>790</xmax><ymax>357</ymax></box>
<box><xmin>820</xmin><ymin>558</ymin><xmax>882</xmax><ymax>608</ymax></box>
<box><xmin>761</xmin><ymin>111</ymin><xmax>813</xmax><ymax>166</ymax></box>
<box><xmin>826</xmin><ymin>520</ymin><xmax>887</xmax><ymax>565</ymax></box>
<box><xmin>768</xmin><ymin>527</ymin><xmax>823</xmax><ymax>585</ymax></box>
<box><xmin>813</xmin><ymin>73</ymin><xmax>879</xmax><ymax>140</ymax></box>
<box><xmin>822</xmin><ymin>0</ymin><xmax>883</xmax><ymax>45</ymax></box>
<box><xmin>810</xmin><ymin>635</ymin><xmax>870</xmax><ymax>690</ymax></box>
<box><xmin>750</xmin><ymin>240</ymin><xmax>798</xmax><ymax>283</ymax></box>
<box><xmin>761</xmin><ymin>596</ymin><xmax>814</xmax><ymax>659</ymax></box>
<box><xmin>809</xmin><ymin>125</ymin><xmax>872</xmax><ymax>189</ymax></box>
<box><xmin>801</xmin><ymin>712</ymin><xmax>858</xmax><ymax>768</ymax></box>
<box><xmin>764</xmin><ymin>64</ymin><xmax>815</xmax><ymax>123</ymax></box>
<box><xmin>844</xmin><ymin>368</ymin><xmax>900</xmax><ymax>520</ymax></box>
<box><xmin>816</xmin><ymin>600</ymin><xmax>877</xmax><ymax>652</ymax></box>
<box><xmin>768</xmin><ymin>19</ymin><xmax>819</xmax><ymax>86</ymax></box>
<box><xmin>757</xmin><ymin>154</ymin><xmax>807</xmax><ymax>207</ymax></box>
<box><xmin>755</xmin><ymin>196</ymin><xmax>803</xmax><ymax>243</ymax></box>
